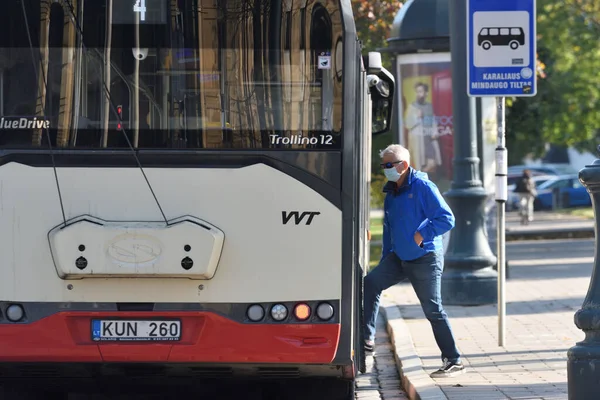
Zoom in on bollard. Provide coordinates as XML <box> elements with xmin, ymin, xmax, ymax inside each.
<box><xmin>567</xmin><ymin>145</ymin><xmax>600</xmax><ymax>399</ymax></box>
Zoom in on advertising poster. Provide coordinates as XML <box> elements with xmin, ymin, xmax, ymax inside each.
<box><xmin>396</xmin><ymin>53</ymin><xmax>454</xmax><ymax>193</ymax></box>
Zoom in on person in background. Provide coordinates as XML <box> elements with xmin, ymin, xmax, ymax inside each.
<box><xmin>513</xmin><ymin>169</ymin><xmax>537</xmax><ymax>225</ymax></box>
<box><xmin>363</xmin><ymin>144</ymin><xmax>465</xmax><ymax>378</ymax></box>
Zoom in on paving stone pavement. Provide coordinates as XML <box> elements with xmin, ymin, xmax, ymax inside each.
<box><xmin>380</xmin><ymin>238</ymin><xmax>591</xmax><ymax>400</ymax></box>
<box><xmin>356</xmin><ymin>316</ymin><xmax>409</xmax><ymax>400</ymax></box>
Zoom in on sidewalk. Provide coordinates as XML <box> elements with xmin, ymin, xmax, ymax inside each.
<box><xmin>503</xmin><ymin>211</ymin><xmax>594</xmax><ymax>241</ymax></box>
<box><xmin>378</xmin><ymin>238</ymin><xmax>592</xmax><ymax>399</ymax></box>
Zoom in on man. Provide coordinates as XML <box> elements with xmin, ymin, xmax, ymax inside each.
<box><xmin>363</xmin><ymin>144</ymin><xmax>465</xmax><ymax>378</ymax></box>
<box><xmin>404</xmin><ymin>82</ymin><xmax>442</xmax><ymax>175</ymax></box>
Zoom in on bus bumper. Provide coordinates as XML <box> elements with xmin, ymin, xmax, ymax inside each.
<box><xmin>0</xmin><ymin>311</ymin><xmax>341</xmax><ymax>363</ymax></box>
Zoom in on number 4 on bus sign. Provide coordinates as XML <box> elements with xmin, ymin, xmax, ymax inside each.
<box><xmin>133</xmin><ymin>0</ymin><xmax>146</xmax><ymax>22</ymax></box>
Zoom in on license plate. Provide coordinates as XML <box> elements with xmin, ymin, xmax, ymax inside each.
<box><xmin>91</xmin><ymin>319</ymin><xmax>181</xmax><ymax>342</ymax></box>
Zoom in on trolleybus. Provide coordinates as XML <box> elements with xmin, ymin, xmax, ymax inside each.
<box><xmin>0</xmin><ymin>0</ymin><xmax>394</xmax><ymax>398</ymax></box>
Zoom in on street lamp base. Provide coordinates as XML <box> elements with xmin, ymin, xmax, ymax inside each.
<box><xmin>441</xmin><ymin>265</ymin><xmax>498</xmax><ymax>306</ymax></box>
<box><xmin>442</xmin><ymin>186</ymin><xmax>498</xmax><ymax>306</ymax></box>
<box><xmin>567</xmin><ymin>342</ymin><xmax>600</xmax><ymax>400</ymax></box>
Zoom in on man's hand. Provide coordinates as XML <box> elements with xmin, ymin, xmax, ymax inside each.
<box><xmin>414</xmin><ymin>231</ymin><xmax>423</xmax><ymax>247</ymax></box>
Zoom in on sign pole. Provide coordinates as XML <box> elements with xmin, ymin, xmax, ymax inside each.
<box><xmin>495</xmin><ymin>96</ymin><xmax>507</xmax><ymax>347</ymax></box>
<box><xmin>467</xmin><ymin>0</ymin><xmax>537</xmax><ymax>346</ymax></box>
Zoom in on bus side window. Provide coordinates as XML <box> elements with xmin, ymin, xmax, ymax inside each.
<box><xmin>511</xmin><ymin>28</ymin><xmax>521</xmax><ymax>35</ymax></box>
<box><xmin>489</xmin><ymin>28</ymin><xmax>499</xmax><ymax>36</ymax></box>
<box><xmin>480</xmin><ymin>28</ymin><xmax>489</xmax><ymax>36</ymax></box>
<box><xmin>500</xmin><ymin>28</ymin><xmax>509</xmax><ymax>35</ymax></box>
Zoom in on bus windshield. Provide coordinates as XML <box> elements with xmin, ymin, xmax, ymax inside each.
<box><xmin>0</xmin><ymin>0</ymin><xmax>343</xmax><ymax>150</ymax></box>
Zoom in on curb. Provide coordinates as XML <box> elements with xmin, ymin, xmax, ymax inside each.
<box><xmin>505</xmin><ymin>227</ymin><xmax>594</xmax><ymax>241</ymax></box>
<box><xmin>380</xmin><ymin>295</ymin><xmax>448</xmax><ymax>400</ymax></box>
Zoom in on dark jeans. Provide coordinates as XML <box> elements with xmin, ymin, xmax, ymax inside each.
<box><xmin>364</xmin><ymin>250</ymin><xmax>461</xmax><ymax>363</ymax></box>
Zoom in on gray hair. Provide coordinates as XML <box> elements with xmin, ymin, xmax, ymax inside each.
<box><xmin>379</xmin><ymin>144</ymin><xmax>410</xmax><ymax>165</ymax></box>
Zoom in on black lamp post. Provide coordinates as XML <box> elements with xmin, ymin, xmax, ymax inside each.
<box><xmin>567</xmin><ymin>148</ymin><xmax>600</xmax><ymax>399</ymax></box>
<box><xmin>440</xmin><ymin>0</ymin><xmax>498</xmax><ymax>306</ymax></box>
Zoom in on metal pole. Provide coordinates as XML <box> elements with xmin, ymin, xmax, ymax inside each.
<box><xmin>71</xmin><ymin>0</ymin><xmax>84</xmax><ymax>146</ymax></box>
<box><xmin>0</xmin><ymin>69</ymin><xmax>4</xmax><ymax>115</ymax></box>
<box><xmin>495</xmin><ymin>96</ymin><xmax>507</xmax><ymax>346</ymax></box>
<box><xmin>101</xmin><ymin>0</ymin><xmax>113</xmax><ymax>148</ymax></box>
<box><xmin>133</xmin><ymin>9</ymin><xmax>140</xmax><ymax>147</ymax></box>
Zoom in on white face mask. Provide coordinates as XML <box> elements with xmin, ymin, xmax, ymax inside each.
<box><xmin>384</xmin><ymin>167</ymin><xmax>402</xmax><ymax>182</ymax></box>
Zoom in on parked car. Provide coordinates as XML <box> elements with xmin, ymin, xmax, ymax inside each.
<box><xmin>507</xmin><ymin>174</ymin><xmax>555</xmax><ymax>211</ymax></box>
<box><xmin>533</xmin><ymin>174</ymin><xmax>591</xmax><ymax>210</ymax></box>
<box><xmin>506</xmin><ymin>164</ymin><xmax>578</xmax><ymax>199</ymax></box>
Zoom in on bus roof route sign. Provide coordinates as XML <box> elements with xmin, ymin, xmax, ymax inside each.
<box><xmin>467</xmin><ymin>0</ymin><xmax>537</xmax><ymax>97</ymax></box>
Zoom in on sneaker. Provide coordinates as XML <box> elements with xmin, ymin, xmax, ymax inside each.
<box><xmin>429</xmin><ymin>358</ymin><xmax>465</xmax><ymax>378</ymax></box>
<box><xmin>364</xmin><ymin>340</ymin><xmax>374</xmax><ymax>352</ymax></box>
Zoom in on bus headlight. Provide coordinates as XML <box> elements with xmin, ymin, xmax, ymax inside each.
<box><xmin>316</xmin><ymin>303</ymin><xmax>334</xmax><ymax>321</ymax></box>
<box><xmin>247</xmin><ymin>304</ymin><xmax>265</xmax><ymax>322</ymax></box>
<box><xmin>270</xmin><ymin>304</ymin><xmax>288</xmax><ymax>321</ymax></box>
<box><xmin>6</xmin><ymin>304</ymin><xmax>24</xmax><ymax>322</ymax></box>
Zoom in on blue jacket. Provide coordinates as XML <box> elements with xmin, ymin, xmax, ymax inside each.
<box><xmin>381</xmin><ymin>167</ymin><xmax>455</xmax><ymax>261</ymax></box>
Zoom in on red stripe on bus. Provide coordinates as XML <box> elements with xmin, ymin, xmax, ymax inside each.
<box><xmin>0</xmin><ymin>311</ymin><xmax>340</xmax><ymax>363</ymax></box>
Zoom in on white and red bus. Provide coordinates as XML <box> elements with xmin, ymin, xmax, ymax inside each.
<box><xmin>0</xmin><ymin>0</ymin><xmax>394</xmax><ymax>398</ymax></box>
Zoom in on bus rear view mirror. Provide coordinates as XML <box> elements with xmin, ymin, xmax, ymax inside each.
<box><xmin>368</xmin><ymin>66</ymin><xmax>395</xmax><ymax>136</ymax></box>
<box><xmin>365</xmin><ymin>52</ymin><xmax>382</xmax><ymax>74</ymax></box>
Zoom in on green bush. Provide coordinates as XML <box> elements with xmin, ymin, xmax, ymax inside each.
<box><xmin>370</xmin><ymin>172</ymin><xmax>387</xmax><ymax>209</ymax></box>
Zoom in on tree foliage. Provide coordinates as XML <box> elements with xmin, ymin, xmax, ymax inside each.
<box><xmin>506</xmin><ymin>0</ymin><xmax>600</xmax><ymax>163</ymax></box>
<box><xmin>352</xmin><ymin>1</ymin><xmax>403</xmax><ymax>57</ymax></box>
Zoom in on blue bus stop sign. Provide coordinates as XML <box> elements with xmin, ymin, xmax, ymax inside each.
<box><xmin>467</xmin><ymin>0</ymin><xmax>537</xmax><ymax>97</ymax></box>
